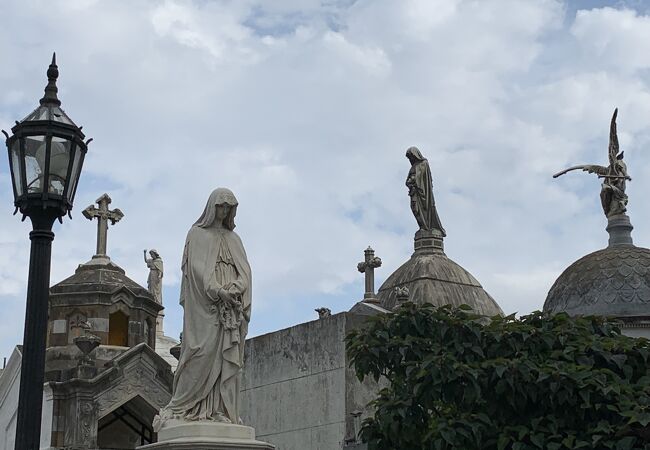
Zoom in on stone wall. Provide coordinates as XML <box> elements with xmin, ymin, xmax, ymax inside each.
<box><xmin>241</xmin><ymin>312</ymin><xmax>378</xmax><ymax>450</ymax></box>
<box><xmin>622</xmin><ymin>326</ymin><xmax>650</xmax><ymax>339</ymax></box>
<box><xmin>0</xmin><ymin>347</ymin><xmax>53</xmax><ymax>450</ymax></box>
<box><xmin>241</xmin><ymin>313</ymin><xmax>348</xmax><ymax>449</ymax></box>
<box><xmin>0</xmin><ymin>347</ymin><xmax>19</xmax><ymax>450</ymax></box>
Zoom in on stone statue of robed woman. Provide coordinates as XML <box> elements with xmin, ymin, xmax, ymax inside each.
<box><xmin>156</xmin><ymin>187</ymin><xmax>251</xmax><ymax>427</ymax></box>
<box><xmin>406</xmin><ymin>147</ymin><xmax>446</xmax><ymax>237</ymax></box>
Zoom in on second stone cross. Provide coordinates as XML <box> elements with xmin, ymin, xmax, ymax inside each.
<box><xmin>357</xmin><ymin>246</ymin><xmax>382</xmax><ymax>303</ymax></box>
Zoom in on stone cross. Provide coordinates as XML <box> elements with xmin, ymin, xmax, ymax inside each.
<box><xmin>357</xmin><ymin>246</ymin><xmax>382</xmax><ymax>303</ymax></box>
<box><xmin>82</xmin><ymin>193</ymin><xmax>124</xmax><ymax>257</ymax></box>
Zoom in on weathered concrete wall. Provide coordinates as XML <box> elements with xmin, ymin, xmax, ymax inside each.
<box><xmin>622</xmin><ymin>327</ymin><xmax>650</xmax><ymax>339</ymax></box>
<box><xmin>342</xmin><ymin>314</ymin><xmax>381</xmax><ymax>447</ymax></box>
<box><xmin>0</xmin><ymin>347</ymin><xmax>53</xmax><ymax>450</ymax></box>
<box><xmin>0</xmin><ymin>347</ymin><xmax>19</xmax><ymax>450</ymax></box>
<box><xmin>241</xmin><ymin>311</ymin><xmax>382</xmax><ymax>450</ymax></box>
<box><xmin>241</xmin><ymin>313</ymin><xmax>349</xmax><ymax>450</ymax></box>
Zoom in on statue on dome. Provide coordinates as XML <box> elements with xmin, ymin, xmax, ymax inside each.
<box><xmin>553</xmin><ymin>108</ymin><xmax>631</xmax><ymax>218</ymax></box>
<box><xmin>405</xmin><ymin>147</ymin><xmax>446</xmax><ymax>236</ymax></box>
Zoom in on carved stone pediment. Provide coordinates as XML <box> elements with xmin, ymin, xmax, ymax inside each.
<box><xmin>95</xmin><ymin>343</ymin><xmax>172</xmax><ymax>419</ymax></box>
<box><xmin>110</xmin><ymin>285</ymin><xmax>162</xmax><ymax>315</ymax></box>
<box><xmin>97</xmin><ymin>366</ymin><xmax>171</xmax><ymax>419</ymax></box>
<box><xmin>111</xmin><ymin>287</ymin><xmax>136</xmax><ymax>308</ymax></box>
<box><xmin>50</xmin><ymin>343</ymin><xmax>173</xmax><ymax>448</ymax></box>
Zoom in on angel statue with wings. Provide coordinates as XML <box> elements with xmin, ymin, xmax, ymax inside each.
<box><xmin>553</xmin><ymin>108</ymin><xmax>631</xmax><ymax>218</ymax></box>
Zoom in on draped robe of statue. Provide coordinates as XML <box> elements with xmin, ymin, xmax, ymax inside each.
<box><xmin>405</xmin><ymin>147</ymin><xmax>446</xmax><ymax>236</ymax></box>
<box><xmin>158</xmin><ymin>188</ymin><xmax>251</xmax><ymax>426</ymax></box>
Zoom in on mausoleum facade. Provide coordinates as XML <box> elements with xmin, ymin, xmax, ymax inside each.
<box><xmin>0</xmin><ymin>195</ymin><xmax>178</xmax><ymax>450</ymax></box>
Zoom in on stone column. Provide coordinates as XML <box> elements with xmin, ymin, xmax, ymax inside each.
<box><xmin>64</xmin><ymin>394</ymin><xmax>98</xmax><ymax>449</ymax></box>
<box><xmin>156</xmin><ymin>311</ymin><xmax>165</xmax><ymax>336</ymax></box>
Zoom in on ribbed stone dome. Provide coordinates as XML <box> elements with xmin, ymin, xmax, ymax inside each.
<box><xmin>51</xmin><ymin>258</ymin><xmax>150</xmax><ymax>298</ymax></box>
<box><xmin>376</xmin><ymin>230</ymin><xmax>503</xmax><ymax>315</ymax></box>
<box><xmin>544</xmin><ymin>244</ymin><xmax>650</xmax><ymax>317</ymax></box>
<box><xmin>543</xmin><ymin>214</ymin><xmax>650</xmax><ymax>318</ymax></box>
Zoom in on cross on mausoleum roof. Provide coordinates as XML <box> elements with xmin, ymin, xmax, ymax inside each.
<box><xmin>82</xmin><ymin>193</ymin><xmax>123</xmax><ymax>258</ymax></box>
<box><xmin>357</xmin><ymin>246</ymin><xmax>382</xmax><ymax>303</ymax></box>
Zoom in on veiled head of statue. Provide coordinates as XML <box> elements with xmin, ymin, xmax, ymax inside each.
<box><xmin>406</xmin><ymin>146</ymin><xmax>426</xmax><ymax>163</ymax></box>
<box><xmin>194</xmin><ymin>188</ymin><xmax>239</xmax><ymax>230</ymax></box>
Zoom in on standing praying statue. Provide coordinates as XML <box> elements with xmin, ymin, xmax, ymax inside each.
<box><xmin>405</xmin><ymin>147</ymin><xmax>446</xmax><ymax>236</ymax></box>
<box><xmin>144</xmin><ymin>249</ymin><xmax>163</xmax><ymax>304</ymax></box>
<box><xmin>157</xmin><ymin>187</ymin><xmax>251</xmax><ymax>427</ymax></box>
<box><xmin>553</xmin><ymin>109</ymin><xmax>631</xmax><ymax>218</ymax></box>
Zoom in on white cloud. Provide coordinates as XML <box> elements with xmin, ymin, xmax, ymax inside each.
<box><xmin>322</xmin><ymin>31</ymin><xmax>391</xmax><ymax>77</ymax></box>
<box><xmin>2</xmin><ymin>0</ymin><xmax>650</xmax><ymax>360</ymax></box>
<box><xmin>151</xmin><ymin>0</ymin><xmax>261</xmax><ymax>65</ymax></box>
<box><xmin>572</xmin><ymin>7</ymin><xmax>650</xmax><ymax>73</ymax></box>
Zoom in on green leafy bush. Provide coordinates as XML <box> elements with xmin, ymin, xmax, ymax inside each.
<box><xmin>346</xmin><ymin>303</ymin><xmax>650</xmax><ymax>450</ymax></box>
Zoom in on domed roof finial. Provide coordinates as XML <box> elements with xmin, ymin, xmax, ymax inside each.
<box><xmin>40</xmin><ymin>52</ymin><xmax>61</xmax><ymax>107</ymax></box>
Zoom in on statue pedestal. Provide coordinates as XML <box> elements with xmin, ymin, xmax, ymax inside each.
<box><xmin>138</xmin><ymin>420</ymin><xmax>275</xmax><ymax>450</ymax></box>
<box><xmin>607</xmin><ymin>213</ymin><xmax>634</xmax><ymax>247</ymax></box>
<box><xmin>413</xmin><ymin>229</ymin><xmax>444</xmax><ymax>255</ymax></box>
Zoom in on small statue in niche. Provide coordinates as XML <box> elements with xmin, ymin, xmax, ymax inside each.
<box><xmin>553</xmin><ymin>108</ymin><xmax>631</xmax><ymax>218</ymax></box>
<box><xmin>144</xmin><ymin>249</ymin><xmax>164</xmax><ymax>303</ymax></box>
<box><xmin>405</xmin><ymin>147</ymin><xmax>446</xmax><ymax>236</ymax></box>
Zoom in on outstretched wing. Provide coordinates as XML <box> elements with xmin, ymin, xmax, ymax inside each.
<box><xmin>582</xmin><ymin>165</ymin><xmax>609</xmax><ymax>176</ymax></box>
<box><xmin>553</xmin><ymin>164</ymin><xmax>608</xmax><ymax>178</ymax></box>
<box><xmin>609</xmin><ymin>108</ymin><xmax>619</xmax><ymax>166</ymax></box>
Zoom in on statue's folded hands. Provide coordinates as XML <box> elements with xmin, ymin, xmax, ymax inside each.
<box><xmin>218</xmin><ymin>288</ymin><xmax>237</xmax><ymax>306</ymax></box>
<box><xmin>205</xmin><ymin>282</ymin><xmax>224</xmax><ymax>303</ymax></box>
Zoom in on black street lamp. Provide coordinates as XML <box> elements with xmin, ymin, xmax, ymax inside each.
<box><xmin>3</xmin><ymin>54</ymin><xmax>89</xmax><ymax>450</ymax></box>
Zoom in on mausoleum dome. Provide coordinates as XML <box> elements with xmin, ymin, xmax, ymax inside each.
<box><xmin>45</xmin><ymin>193</ymin><xmax>165</xmax><ymax>381</ymax></box>
<box><xmin>544</xmin><ymin>109</ymin><xmax>650</xmax><ymax>338</ymax></box>
<box><xmin>51</xmin><ymin>257</ymin><xmax>152</xmax><ymax>299</ymax></box>
<box><xmin>544</xmin><ymin>215</ymin><xmax>650</xmax><ymax>318</ymax></box>
<box><xmin>376</xmin><ymin>231</ymin><xmax>503</xmax><ymax>315</ymax></box>
<box><xmin>544</xmin><ymin>244</ymin><xmax>650</xmax><ymax>317</ymax></box>
<box><xmin>365</xmin><ymin>146</ymin><xmax>503</xmax><ymax>316</ymax></box>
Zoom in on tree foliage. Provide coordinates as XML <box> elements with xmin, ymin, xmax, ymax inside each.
<box><xmin>346</xmin><ymin>303</ymin><xmax>650</xmax><ymax>450</ymax></box>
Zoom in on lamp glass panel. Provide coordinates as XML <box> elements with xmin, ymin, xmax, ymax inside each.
<box><xmin>10</xmin><ymin>140</ymin><xmax>23</xmax><ymax>196</ymax></box>
<box><xmin>36</xmin><ymin>107</ymin><xmax>50</xmax><ymax>120</ymax></box>
<box><xmin>24</xmin><ymin>135</ymin><xmax>47</xmax><ymax>193</ymax></box>
<box><xmin>48</xmin><ymin>136</ymin><xmax>71</xmax><ymax>195</ymax></box>
<box><xmin>66</xmin><ymin>146</ymin><xmax>82</xmax><ymax>202</ymax></box>
<box><xmin>51</xmin><ymin>106</ymin><xmax>75</xmax><ymax>125</ymax></box>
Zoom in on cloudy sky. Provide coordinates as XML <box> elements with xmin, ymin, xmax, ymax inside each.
<box><xmin>2</xmin><ymin>0</ymin><xmax>650</xmax><ymax>359</ymax></box>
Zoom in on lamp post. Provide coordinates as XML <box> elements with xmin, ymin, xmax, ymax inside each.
<box><xmin>3</xmin><ymin>54</ymin><xmax>89</xmax><ymax>450</ymax></box>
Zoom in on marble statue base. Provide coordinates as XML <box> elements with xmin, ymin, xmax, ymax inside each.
<box><xmin>138</xmin><ymin>420</ymin><xmax>275</xmax><ymax>450</ymax></box>
<box><xmin>607</xmin><ymin>213</ymin><xmax>634</xmax><ymax>247</ymax></box>
<box><xmin>413</xmin><ymin>229</ymin><xmax>444</xmax><ymax>255</ymax></box>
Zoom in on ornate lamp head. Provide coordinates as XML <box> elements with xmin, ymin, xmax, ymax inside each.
<box><xmin>3</xmin><ymin>53</ymin><xmax>90</xmax><ymax>226</ymax></box>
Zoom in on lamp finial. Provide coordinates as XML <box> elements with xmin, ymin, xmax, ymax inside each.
<box><xmin>40</xmin><ymin>52</ymin><xmax>61</xmax><ymax>107</ymax></box>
